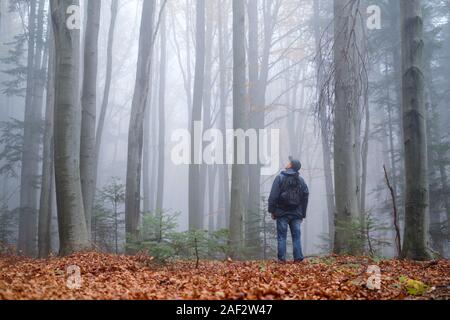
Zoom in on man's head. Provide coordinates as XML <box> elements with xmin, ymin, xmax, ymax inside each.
<box><xmin>286</xmin><ymin>156</ymin><xmax>302</xmax><ymax>172</ymax></box>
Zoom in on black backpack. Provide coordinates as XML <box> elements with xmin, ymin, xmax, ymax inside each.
<box><xmin>279</xmin><ymin>174</ymin><xmax>303</xmax><ymax>210</ymax></box>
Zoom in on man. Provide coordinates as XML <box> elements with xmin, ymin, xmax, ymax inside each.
<box><xmin>268</xmin><ymin>156</ymin><xmax>309</xmax><ymax>262</ymax></box>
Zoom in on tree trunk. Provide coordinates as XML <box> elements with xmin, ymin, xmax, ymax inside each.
<box><xmin>189</xmin><ymin>0</ymin><xmax>206</xmax><ymax>230</ymax></box>
<box><xmin>80</xmin><ymin>0</ymin><xmax>101</xmax><ymax>237</ymax></box>
<box><xmin>229</xmin><ymin>0</ymin><xmax>247</xmax><ymax>258</ymax></box>
<box><xmin>217</xmin><ymin>0</ymin><xmax>230</xmax><ymax>230</ymax></box>
<box><xmin>400</xmin><ymin>0</ymin><xmax>431</xmax><ymax>261</ymax></box>
<box><xmin>38</xmin><ymin>23</ymin><xmax>55</xmax><ymax>258</ymax></box>
<box><xmin>360</xmin><ymin>41</ymin><xmax>370</xmax><ymax>218</ymax></box>
<box><xmin>313</xmin><ymin>0</ymin><xmax>335</xmax><ymax>250</ymax></box>
<box><xmin>203</xmin><ymin>0</ymin><xmax>214</xmax><ymax>231</ymax></box>
<box><xmin>156</xmin><ymin>9</ymin><xmax>166</xmax><ymax>211</ymax></box>
<box><xmin>245</xmin><ymin>0</ymin><xmax>261</xmax><ymax>256</ymax></box>
<box><xmin>95</xmin><ymin>0</ymin><xmax>119</xmax><ymax>192</ymax></box>
<box><xmin>18</xmin><ymin>0</ymin><xmax>46</xmax><ymax>256</ymax></box>
<box><xmin>246</xmin><ymin>0</ymin><xmax>276</xmax><ymax>257</ymax></box>
<box><xmin>143</xmin><ymin>79</ymin><xmax>155</xmax><ymax>214</ymax></box>
<box><xmin>51</xmin><ymin>0</ymin><xmax>91</xmax><ymax>256</ymax></box>
<box><xmin>333</xmin><ymin>0</ymin><xmax>362</xmax><ymax>254</ymax></box>
<box><xmin>125</xmin><ymin>0</ymin><xmax>156</xmax><ymax>247</ymax></box>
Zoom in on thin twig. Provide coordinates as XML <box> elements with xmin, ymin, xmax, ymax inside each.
<box><xmin>383</xmin><ymin>165</ymin><xmax>402</xmax><ymax>257</ymax></box>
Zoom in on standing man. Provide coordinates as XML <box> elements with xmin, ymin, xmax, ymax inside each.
<box><xmin>268</xmin><ymin>157</ymin><xmax>309</xmax><ymax>262</ymax></box>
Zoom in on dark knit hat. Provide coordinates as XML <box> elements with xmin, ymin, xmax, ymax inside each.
<box><xmin>289</xmin><ymin>156</ymin><xmax>302</xmax><ymax>172</ymax></box>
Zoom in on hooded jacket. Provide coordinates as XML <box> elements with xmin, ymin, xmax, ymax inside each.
<box><xmin>268</xmin><ymin>169</ymin><xmax>309</xmax><ymax>219</ymax></box>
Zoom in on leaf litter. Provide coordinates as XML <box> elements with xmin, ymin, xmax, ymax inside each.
<box><xmin>0</xmin><ymin>252</ymin><xmax>448</xmax><ymax>300</ymax></box>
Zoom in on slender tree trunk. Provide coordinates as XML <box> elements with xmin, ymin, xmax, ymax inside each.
<box><xmin>80</xmin><ymin>0</ymin><xmax>101</xmax><ymax>237</ymax></box>
<box><xmin>389</xmin><ymin>0</ymin><xmax>405</xmax><ymax>223</ymax></box>
<box><xmin>146</xmin><ymin>75</ymin><xmax>159</xmax><ymax>214</ymax></box>
<box><xmin>95</xmin><ymin>0</ymin><xmax>119</xmax><ymax>191</ymax></box>
<box><xmin>217</xmin><ymin>0</ymin><xmax>230</xmax><ymax>230</ymax></box>
<box><xmin>114</xmin><ymin>201</ymin><xmax>118</xmax><ymax>254</ymax></box>
<box><xmin>360</xmin><ymin>49</ymin><xmax>370</xmax><ymax>217</ymax></box>
<box><xmin>185</xmin><ymin>0</ymin><xmax>193</xmax><ymax>116</ymax></box>
<box><xmin>51</xmin><ymin>0</ymin><xmax>91</xmax><ymax>256</ymax></box>
<box><xmin>360</xmin><ymin>93</ymin><xmax>370</xmax><ymax>232</ymax></box>
<box><xmin>313</xmin><ymin>0</ymin><xmax>335</xmax><ymax>250</ymax></box>
<box><xmin>385</xmin><ymin>55</ymin><xmax>399</xmax><ymax>206</ymax></box>
<box><xmin>143</xmin><ymin>79</ymin><xmax>155</xmax><ymax>214</ymax></box>
<box><xmin>229</xmin><ymin>0</ymin><xmax>247</xmax><ymax>258</ymax></box>
<box><xmin>203</xmin><ymin>0</ymin><xmax>214</xmax><ymax>231</ymax></box>
<box><xmin>18</xmin><ymin>0</ymin><xmax>46</xmax><ymax>256</ymax></box>
<box><xmin>125</xmin><ymin>0</ymin><xmax>156</xmax><ymax>248</ymax></box>
<box><xmin>246</xmin><ymin>0</ymin><xmax>276</xmax><ymax>257</ymax></box>
<box><xmin>246</xmin><ymin>0</ymin><xmax>261</xmax><ymax>256</ymax></box>
<box><xmin>208</xmin><ymin>167</ymin><xmax>216</xmax><ymax>231</ymax></box>
<box><xmin>143</xmin><ymin>50</ymin><xmax>157</xmax><ymax>215</ymax></box>
<box><xmin>156</xmin><ymin>10</ymin><xmax>166</xmax><ymax>211</ymax></box>
<box><xmin>333</xmin><ymin>0</ymin><xmax>361</xmax><ymax>254</ymax></box>
<box><xmin>400</xmin><ymin>0</ymin><xmax>431</xmax><ymax>261</ymax></box>
<box><xmin>189</xmin><ymin>0</ymin><xmax>206</xmax><ymax>230</ymax></box>
<box><xmin>38</xmin><ymin>24</ymin><xmax>55</xmax><ymax>258</ymax></box>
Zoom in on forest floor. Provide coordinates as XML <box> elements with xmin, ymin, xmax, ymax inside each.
<box><xmin>0</xmin><ymin>251</ymin><xmax>449</xmax><ymax>300</ymax></box>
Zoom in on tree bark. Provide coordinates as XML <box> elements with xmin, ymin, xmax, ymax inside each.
<box><xmin>18</xmin><ymin>0</ymin><xmax>46</xmax><ymax>256</ymax></box>
<box><xmin>95</xmin><ymin>0</ymin><xmax>119</xmax><ymax>192</ymax></box>
<box><xmin>51</xmin><ymin>0</ymin><xmax>91</xmax><ymax>256</ymax></box>
<box><xmin>246</xmin><ymin>0</ymin><xmax>276</xmax><ymax>256</ymax></box>
<box><xmin>80</xmin><ymin>0</ymin><xmax>101</xmax><ymax>237</ymax></box>
<box><xmin>156</xmin><ymin>9</ymin><xmax>166</xmax><ymax>211</ymax></box>
<box><xmin>143</xmin><ymin>77</ymin><xmax>155</xmax><ymax>214</ymax></box>
<box><xmin>125</xmin><ymin>0</ymin><xmax>156</xmax><ymax>247</ymax></box>
<box><xmin>313</xmin><ymin>0</ymin><xmax>335</xmax><ymax>251</ymax></box>
<box><xmin>333</xmin><ymin>0</ymin><xmax>362</xmax><ymax>254</ymax></box>
<box><xmin>246</xmin><ymin>0</ymin><xmax>261</xmax><ymax>256</ymax></box>
<box><xmin>203</xmin><ymin>0</ymin><xmax>214</xmax><ymax>231</ymax></box>
<box><xmin>38</xmin><ymin>22</ymin><xmax>55</xmax><ymax>258</ymax></box>
<box><xmin>189</xmin><ymin>0</ymin><xmax>206</xmax><ymax>230</ymax></box>
<box><xmin>229</xmin><ymin>0</ymin><xmax>247</xmax><ymax>258</ymax></box>
<box><xmin>400</xmin><ymin>0</ymin><xmax>431</xmax><ymax>261</ymax></box>
<box><xmin>217</xmin><ymin>0</ymin><xmax>230</xmax><ymax>230</ymax></box>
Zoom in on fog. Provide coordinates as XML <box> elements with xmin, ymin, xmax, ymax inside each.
<box><xmin>0</xmin><ymin>0</ymin><xmax>448</xmax><ymax>260</ymax></box>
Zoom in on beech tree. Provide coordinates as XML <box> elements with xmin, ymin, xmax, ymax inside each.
<box><xmin>156</xmin><ymin>9</ymin><xmax>167</xmax><ymax>212</ymax></box>
<box><xmin>80</xmin><ymin>0</ymin><xmax>101</xmax><ymax>237</ymax></box>
<box><xmin>95</xmin><ymin>0</ymin><xmax>119</xmax><ymax>193</ymax></box>
<box><xmin>400</xmin><ymin>0</ymin><xmax>431</xmax><ymax>261</ymax></box>
<box><xmin>229</xmin><ymin>0</ymin><xmax>247</xmax><ymax>258</ymax></box>
<box><xmin>38</xmin><ymin>20</ymin><xmax>55</xmax><ymax>258</ymax></box>
<box><xmin>333</xmin><ymin>0</ymin><xmax>364</xmax><ymax>254</ymax></box>
<box><xmin>18</xmin><ymin>0</ymin><xmax>46</xmax><ymax>256</ymax></box>
<box><xmin>51</xmin><ymin>0</ymin><xmax>90</xmax><ymax>256</ymax></box>
<box><xmin>189</xmin><ymin>0</ymin><xmax>206</xmax><ymax>230</ymax></box>
<box><xmin>125</xmin><ymin>0</ymin><xmax>156</xmax><ymax>248</ymax></box>
<box><xmin>313</xmin><ymin>0</ymin><xmax>335</xmax><ymax>249</ymax></box>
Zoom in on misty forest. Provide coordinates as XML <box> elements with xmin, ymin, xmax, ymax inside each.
<box><xmin>0</xmin><ymin>0</ymin><xmax>449</xmax><ymax>300</ymax></box>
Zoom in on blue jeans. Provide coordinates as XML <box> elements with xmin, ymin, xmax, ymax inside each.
<box><xmin>276</xmin><ymin>215</ymin><xmax>304</xmax><ymax>262</ymax></box>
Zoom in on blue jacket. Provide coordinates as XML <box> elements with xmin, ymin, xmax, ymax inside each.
<box><xmin>268</xmin><ymin>169</ymin><xmax>309</xmax><ymax>219</ymax></box>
